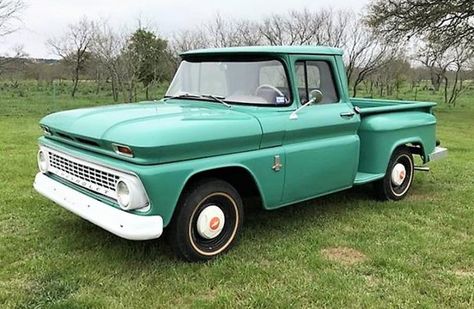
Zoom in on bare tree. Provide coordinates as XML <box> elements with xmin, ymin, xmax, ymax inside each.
<box><xmin>418</xmin><ymin>43</ymin><xmax>450</xmax><ymax>92</ymax></box>
<box><xmin>90</xmin><ymin>20</ymin><xmax>128</xmax><ymax>101</ymax></box>
<box><xmin>417</xmin><ymin>41</ymin><xmax>473</xmax><ymax>105</ymax></box>
<box><xmin>207</xmin><ymin>15</ymin><xmax>262</xmax><ymax>47</ymax></box>
<box><xmin>370</xmin><ymin>56</ymin><xmax>411</xmax><ymax>98</ymax></box>
<box><xmin>207</xmin><ymin>14</ymin><xmax>239</xmax><ymax>48</ymax></box>
<box><xmin>443</xmin><ymin>43</ymin><xmax>473</xmax><ymax>105</ymax></box>
<box><xmin>48</xmin><ymin>18</ymin><xmax>95</xmax><ymax>98</ymax></box>
<box><xmin>170</xmin><ymin>29</ymin><xmax>208</xmax><ymax>55</ymax></box>
<box><xmin>345</xmin><ymin>39</ymin><xmax>395</xmax><ymax>97</ymax></box>
<box><xmin>0</xmin><ymin>0</ymin><xmax>25</xmax><ymax>74</ymax></box>
<box><xmin>171</xmin><ymin>14</ymin><xmax>262</xmax><ymax>53</ymax></box>
<box><xmin>319</xmin><ymin>10</ymin><xmax>352</xmax><ymax>47</ymax></box>
<box><xmin>314</xmin><ymin>9</ymin><xmax>401</xmax><ymax>97</ymax></box>
<box><xmin>232</xmin><ymin>20</ymin><xmax>262</xmax><ymax>46</ymax></box>
<box><xmin>259</xmin><ymin>9</ymin><xmax>322</xmax><ymax>45</ymax></box>
<box><xmin>171</xmin><ymin>9</ymin><xmax>355</xmax><ymax>51</ymax></box>
<box><xmin>258</xmin><ymin>9</ymin><xmax>351</xmax><ymax>47</ymax></box>
<box><xmin>0</xmin><ymin>0</ymin><xmax>24</xmax><ymax>37</ymax></box>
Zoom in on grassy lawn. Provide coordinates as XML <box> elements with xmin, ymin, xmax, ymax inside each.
<box><xmin>0</xmin><ymin>82</ymin><xmax>473</xmax><ymax>308</ymax></box>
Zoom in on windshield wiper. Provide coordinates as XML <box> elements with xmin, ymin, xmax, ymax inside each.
<box><xmin>201</xmin><ymin>94</ymin><xmax>231</xmax><ymax>108</ymax></box>
<box><xmin>163</xmin><ymin>93</ymin><xmax>201</xmax><ymax>101</ymax></box>
<box><xmin>165</xmin><ymin>93</ymin><xmax>232</xmax><ymax>108</ymax></box>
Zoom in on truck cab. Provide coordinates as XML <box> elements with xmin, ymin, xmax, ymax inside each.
<box><xmin>34</xmin><ymin>46</ymin><xmax>447</xmax><ymax>261</ymax></box>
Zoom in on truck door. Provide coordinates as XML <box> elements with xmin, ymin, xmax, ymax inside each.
<box><xmin>282</xmin><ymin>55</ymin><xmax>360</xmax><ymax>203</ymax></box>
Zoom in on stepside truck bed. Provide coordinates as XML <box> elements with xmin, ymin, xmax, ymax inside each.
<box><xmin>350</xmin><ymin>98</ymin><xmax>438</xmax><ymax>185</ymax></box>
<box><xmin>351</xmin><ymin>98</ymin><xmax>436</xmax><ymax>115</ymax></box>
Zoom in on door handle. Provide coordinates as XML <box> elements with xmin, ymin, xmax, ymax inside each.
<box><xmin>340</xmin><ymin>111</ymin><xmax>355</xmax><ymax>118</ymax></box>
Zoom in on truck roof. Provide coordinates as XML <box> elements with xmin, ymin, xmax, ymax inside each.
<box><xmin>181</xmin><ymin>45</ymin><xmax>343</xmax><ymax>57</ymax></box>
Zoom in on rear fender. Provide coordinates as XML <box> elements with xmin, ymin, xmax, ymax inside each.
<box><xmin>358</xmin><ymin>111</ymin><xmax>436</xmax><ymax>174</ymax></box>
<box><xmin>359</xmin><ymin>136</ymin><xmax>425</xmax><ymax>175</ymax></box>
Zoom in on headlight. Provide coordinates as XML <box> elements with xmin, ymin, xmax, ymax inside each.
<box><xmin>37</xmin><ymin>150</ymin><xmax>49</xmax><ymax>173</ymax></box>
<box><xmin>116</xmin><ymin>180</ymin><xmax>131</xmax><ymax>208</ymax></box>
<box><xmin>115</xmin><ymin>178</ymin><xmax>148</xmax><ymax>211</ymax></box>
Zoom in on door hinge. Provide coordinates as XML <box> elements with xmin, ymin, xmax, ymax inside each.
<box><xmin>272</xmin><ymin>155</ymin><xmax>283</xmax><ymax>172</ymax></box>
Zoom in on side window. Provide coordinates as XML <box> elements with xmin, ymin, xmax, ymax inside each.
<box><xmin>295</xmin><ymin>60</ymin><xmax>339</xmax><ymax>104</ymax></box>
<box><xmin>295</xmin><ymin>62</ymin><xmax>307</xmax><ymax>103</ymax></box>
<box><xmin>306</xmin><ymin>63</ymin><xmax>321</xmax><ymax>89</ymax></box>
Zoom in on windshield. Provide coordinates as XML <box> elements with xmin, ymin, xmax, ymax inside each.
<box><xmin>165</xmin><ymin>59</ymin><xmax>291</xmax><ymax>105</ymax></box>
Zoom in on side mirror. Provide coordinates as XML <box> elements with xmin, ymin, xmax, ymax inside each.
<box><xmin>309</xmin><ymin>89</ymin><xmax>323</xmax><ymax>104</ymax></box>
<box><xmin>289</xmin><ymin>89</ymin><xmax>324</xmax><ymax>120</ymax></box>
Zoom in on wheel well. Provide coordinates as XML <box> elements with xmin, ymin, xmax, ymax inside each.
<box><xmin>405</xmin><ymin>142</ymin><xmax>426</xmax><ymax>161</ymax></box>
<box><xmin>183</xmin><ymin>167</ymin><xmax>263</xmax><ymax>207</ymax></box>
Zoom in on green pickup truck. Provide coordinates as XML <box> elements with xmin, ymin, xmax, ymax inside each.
<box><xmin>34</xmin><ymin>46</ymin><xmax>447</xmax><ymax>261</ymax></box>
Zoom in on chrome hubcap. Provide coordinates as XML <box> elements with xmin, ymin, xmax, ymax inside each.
<box><xmin>391</xmin><ymin>163</ymin><xmax>406</xmax><ymax>186</ymax></box>
<box><xmin>196</xmin><ymin>205</ymin><xmax>225</xmax><ymax>239</ymax></box>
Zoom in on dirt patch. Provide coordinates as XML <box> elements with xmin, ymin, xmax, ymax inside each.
<box><xmin>321</xmin><ymin>246</ymin><xmax>367</xmax><ymax>266</ymax></box>
<box><xmin>452</xmin><ymin>269</ymin><xmax>474</xmax><ymax>278</ymax></box>
<box><xmin>363</xmin><ymin>274</ymin><xmax>379</xmax><ymax>287</ymax></box>
<box><xmin>201</xmin><ymin>288</ymin><xmax>218</xmax><ymax>301</ymax></box>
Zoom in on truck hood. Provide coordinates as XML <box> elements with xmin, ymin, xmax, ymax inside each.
<box><xmin>40</xmin><ymin>101</ymin><xmax>263</xmax><ymax>164</ymax></box>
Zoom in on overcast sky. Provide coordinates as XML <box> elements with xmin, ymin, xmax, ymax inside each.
<box><xmin>0</xmin><ymin>0</ymin><xmax>369</xmax><ymax>58</ymax></box>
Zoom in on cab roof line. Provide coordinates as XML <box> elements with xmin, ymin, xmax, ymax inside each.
<box><xmin>180</xmin><ymin>45</ymin><xmax>344</xmax><ymax>57</ymax></box>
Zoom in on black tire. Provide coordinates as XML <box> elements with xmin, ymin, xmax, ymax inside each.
<box><xmin>374</xmin><ymin>147</ymin><xmax>414</xmax><ymax>201</ymax></box>
<box><xmin>167</xmin><ymin>178</ymin><xmax>244</xmax><ymax>262</ymax></box>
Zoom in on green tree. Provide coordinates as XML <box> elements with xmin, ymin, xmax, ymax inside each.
<box><xmin>366</xmin><ymin>0</ymin><xmax>474</xmax><ymax>47</ymax></box>
<box><xmin>127</xmin><ymin>28</ymin><xmax>173</xmax><ymax>100</ymax></box>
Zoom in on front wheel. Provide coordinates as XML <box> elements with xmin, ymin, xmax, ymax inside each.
<box><xmin>168</xmin><ymin>178</ymin><xmax>244</xmax><ymax>262</ymax></box>
<box><xmin>374</xmin><ymin>147</ymin><xmax>414</xmax><ymax>201</ymax></box>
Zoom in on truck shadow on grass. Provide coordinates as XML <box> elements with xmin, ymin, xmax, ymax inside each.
<box><xmin>51</xmin><ymin>183</ymin><xmax>382</xmax><ymax>264</ymax></box>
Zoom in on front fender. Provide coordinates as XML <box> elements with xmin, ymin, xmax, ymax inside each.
<box><xmin>139</xmin><ymin>147</ymin><xmax>286</xmax><ymax>226</ymax></box>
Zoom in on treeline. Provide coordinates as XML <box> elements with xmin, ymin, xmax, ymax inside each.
<box><xmin>1</xmin><ymin>1</ymin><xmax>473</xmax><ymax>105</ymax></box>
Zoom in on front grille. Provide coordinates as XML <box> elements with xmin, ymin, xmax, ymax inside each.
<box><xmin>47</xmin><ymin>150</ymin><xmax>120</xmax><ymax>200</ymax></box>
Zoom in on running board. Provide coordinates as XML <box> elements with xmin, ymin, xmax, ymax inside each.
<box><xmin>354</xmin><ymin>166</ymin><xmax>429</xmax><ymax>185</ymax></box>
<box><xmin>354</xmin><ymin>172</ymin><xmax>385</xmax><ymax>185</ymax></box>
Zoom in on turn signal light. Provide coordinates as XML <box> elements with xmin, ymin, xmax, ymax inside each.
<box><xmin>113</xmin><ymin>144</ymin><xmax>134</xmax><ymax>157</ymax></box>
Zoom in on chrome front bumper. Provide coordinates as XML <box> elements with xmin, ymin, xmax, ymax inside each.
<box><xmin>34</xmin><ymin>173</ymin><xmax>163</xmax><ymax>240</ymax></box>
<box><xmin>429</xmin><ymin>146</ymin><xmax>448</xmax><ymax>162</ymax></box>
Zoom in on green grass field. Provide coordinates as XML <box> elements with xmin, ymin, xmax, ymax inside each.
<box><xmin>1</xmin><ymin>81</ymin><xmax>473</xmax><ymax>308</ymax></box>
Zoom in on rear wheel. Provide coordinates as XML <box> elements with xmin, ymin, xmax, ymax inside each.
<box><xmin>374</xmin><ymin>147</ymin><xmax>414</xmax><ymax>201</ymax></box>
<box><xmin>168</xmin><ymin>178</ymin><xmax>243</xmax><ymax>262</ymax></box>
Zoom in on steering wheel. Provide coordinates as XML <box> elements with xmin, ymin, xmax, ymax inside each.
<box><xmin>255</xmin><ymin>84</ymin><xmax>285</xmax><ymax>97</ymax></box>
